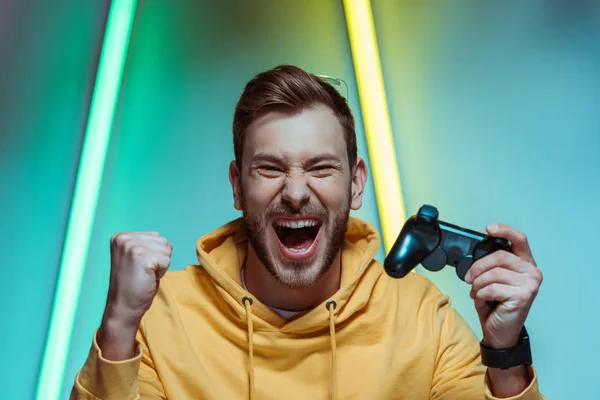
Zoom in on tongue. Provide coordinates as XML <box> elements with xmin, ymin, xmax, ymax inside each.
<box><xmin>281</xmin><ymin>227</ymin><xmax>316</xmax><ymax>250</ymax></box>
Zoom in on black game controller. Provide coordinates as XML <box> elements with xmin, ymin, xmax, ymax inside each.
<box><xmin>384</xmin><ymin>205</ymin><xmax>512</xmax><ymax>281</ymax></box>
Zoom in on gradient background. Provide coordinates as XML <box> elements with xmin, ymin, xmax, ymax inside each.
<box><xmin>1</xmin><ymin>1</ymin><xmax>598</xmax><ymax>399</ymax></box>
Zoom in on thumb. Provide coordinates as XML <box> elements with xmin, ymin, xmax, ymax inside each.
<box><xmin>148</xmin><ymin>253</ymin><xmax>171</xmax><ymax>279</ymax></box>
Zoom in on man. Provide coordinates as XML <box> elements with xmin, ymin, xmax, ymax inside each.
<box><xmin>72</xmin><ymin>65</ymin><xmax>544</xmax><ymax>399</ymax></box>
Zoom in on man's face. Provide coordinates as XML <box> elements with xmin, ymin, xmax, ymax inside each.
<box><xmin>230</xmin><ymin>105</ymin><xmax>365</xmax><ymax>288</ymax></box>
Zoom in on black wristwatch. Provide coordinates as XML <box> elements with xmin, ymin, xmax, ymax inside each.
<box><xmin>480</xmin><ymin>327</ymin><xmax>533</xmax><ymax>370</ymax></box>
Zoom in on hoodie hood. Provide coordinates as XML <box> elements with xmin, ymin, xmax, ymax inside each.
<box><xmin>195</xmin><ymin>216</ymin><xmax>383</xmax><ymax>334</ymax></box>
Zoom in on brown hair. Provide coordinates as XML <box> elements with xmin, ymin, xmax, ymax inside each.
<box><xmin>233</xmin><ymin>64</ymin><xmax>357</xmax><ymax>169</ymax></box>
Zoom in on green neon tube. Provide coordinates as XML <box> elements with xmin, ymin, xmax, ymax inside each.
<box><xmin>35</xmin><ymin>1</ymin><xmax>138</xmax><ymax>398</ymax></box>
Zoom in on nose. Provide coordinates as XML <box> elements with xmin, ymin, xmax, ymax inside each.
<box><xmin>281</xmin><ymin>172</ymin><xmax>310</xmax><ymax>210</ymax></box>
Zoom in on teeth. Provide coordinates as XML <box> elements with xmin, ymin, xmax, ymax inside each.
<box><xmin>288</xmin><ymin>247</ymin><xmax>308</xmax><ymax>252</ymax></box>
<box><xmin>275</xmin><ymin>219</ymin><xmax>319</xmax><ymax>229</ymax></box>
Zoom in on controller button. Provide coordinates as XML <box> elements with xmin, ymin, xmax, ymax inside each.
<box><xmin>492</xmin><ymin>237</ymin><xmax>512</xmax><ymax>251</ymax></box>
<box><xmin>446</xmin><ymin>246</ymin><xmax>464</xmax><ymax>266</ymax></box>
<box><xmin>456</xmin><ymin>256</ymin><xmax>473</xmax><ymax>281</ymax></box>
<box><xmin>422</xmin><ymin>247</ymin><xmax>446</xmax><ymax>272</ymax></box>
<box><xmin>417</xmin><ymin>205</ymin><xmax>439</xmax><ymax>223</ymax></box>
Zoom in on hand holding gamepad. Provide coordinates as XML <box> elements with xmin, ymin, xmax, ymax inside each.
<box><xmin>384</xmin><ymin>205</ymin><xmax>543</xmax><ymax>350</ymax></box>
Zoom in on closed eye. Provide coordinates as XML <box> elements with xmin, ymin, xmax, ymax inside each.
<box><xmin>310</xmin><ymin>165</ymin><xmax>338</xmax><ymax>176</ymax></box>
<box><xmin>255</xmin><ymin>165</ymin><xmax>285</xmax><ymax>177</ymax></box>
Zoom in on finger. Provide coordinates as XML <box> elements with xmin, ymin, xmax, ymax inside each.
<box><xmin>134</xmin><ymin>233</ymin><xmax>169</xmax><ymax>244</ymax></box>
<box><xmin>472</xmin><ymin>282</ymin><xmax>518</xmax><ymax>304</ymax></box>
<box><xmin>148</xmin><ymin>252</ymin><xmax>171</xmax><ymax>276</ymax></box>
<box><xmin>465</xmin><ymin>250</ymin><xmax>528</xmax><ymax>283</ymax></box>
<box><xmin>110</xmin><ymin>232</ymin><xmax>133</xmax><ymax>247</ymax></box>
<box><xmin>135</xmin><ymin>234</ymin><xmax>171</xmax><ymax>247</ymax></box>
<box><xmin>110</xmin><ymin>232</ymin><xmax>163</xmax><ymax>248</ymax></box>
<box><xmin>470</xmin><ymin>267</ymin><xmax>526</xmax><ymax>295</ymax></box>
<box><xmin>486</xmin><ymin>223</ymin><xmax>535</xmax><ymax>266</ymax></box>
<box><xmin>144</xmin><ymin>240</ymin><xmax>173</xmax><ymax>256</ymax></box>
<box><xmin>115</xmin><ymin>235</ymin><xmax>171</xmax><ymax>256</ymax></box>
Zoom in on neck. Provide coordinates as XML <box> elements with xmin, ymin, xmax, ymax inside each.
<box><xmin>244</xmin><ymin>247</ymin><xmax>342</xmax><ymax>311</ymax></box>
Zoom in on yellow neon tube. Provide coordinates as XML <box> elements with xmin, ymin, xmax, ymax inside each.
<box><xmin>343</xmin><ymin>0</ymin><xmax>407</xmax><ymax>253</ymax></box>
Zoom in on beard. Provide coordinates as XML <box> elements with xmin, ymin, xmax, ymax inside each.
<box><xmin>241</xmin><ymin>186</ymin><xmax>351</xmax><ymax>289</ymax></box>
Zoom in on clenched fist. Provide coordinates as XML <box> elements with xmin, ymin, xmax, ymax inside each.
<box><xmin>107</xmin><ymin>231</ymin><xmax>172</xmax><ymax>319</ymax></box>
<box><xmin>98</xmin><ymin>231</ymin><xmax>172</xmax><ymax>361</ymax></box>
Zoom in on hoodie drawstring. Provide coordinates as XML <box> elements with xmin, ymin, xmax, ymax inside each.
<box><xmin>326</xmin><ymin>300</ymin><xmax>337</xmax><ymax>400</ymax></box>
<box><xmin>242</xmin><ymin>296</ymin><xmax>338</xmax><ymax>400</ymax></box>
<box><xmin>242</xmin><ymin>296</ymin><xmax>255</xmax><ymax>400</ymax></box>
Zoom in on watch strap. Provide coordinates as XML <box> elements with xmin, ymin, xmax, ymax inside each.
<box><xmin>480</xmin><ymin>327</ymin><xmax>532</xmax><ymax>370</ymax></box>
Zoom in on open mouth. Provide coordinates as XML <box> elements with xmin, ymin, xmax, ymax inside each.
<box><xmin>272</xmin><ymin>218</ymin><xmax>322</xmax><ymax>260</ymax></box>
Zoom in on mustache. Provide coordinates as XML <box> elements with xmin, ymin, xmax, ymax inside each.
<box><xmin>242</xmin><ymin>202</ymin><xmax>329</xmax><ymax>236</ymax></box>
<box><xmin>265</xmin><ymin>202</ymin><xmax>329</xmax><ymax>219</ymax></box>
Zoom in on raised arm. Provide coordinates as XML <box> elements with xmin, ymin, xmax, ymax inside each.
<box><xmin>70</xmin><ymin>231</ymin><xmax>173</xmax><ymax>399</ymax></box>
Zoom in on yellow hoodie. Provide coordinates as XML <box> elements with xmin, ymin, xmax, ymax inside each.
<box><xmin>72</xmin><ymin>217</ymin><xmax>543</xmax><ymax>400</ymax></box>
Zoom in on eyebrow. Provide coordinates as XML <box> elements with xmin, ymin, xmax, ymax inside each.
<box><xmin>251</xmin><ymin>153</ymin><xmax>284</xmax><ymax>164</ymax></box>
<box><xmin>251</xmin><ymin>152</ymin><xmax>342</xmax><ymax>165</ymax></box>
<box><xmin>305</xmin><ymin>153</ymin><xmax>343</xmax><ymax>165</ymax></box>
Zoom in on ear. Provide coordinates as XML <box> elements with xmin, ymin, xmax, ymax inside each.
<box><xmin>229</xmin><ymin>161</ymin><xmax>243</xmax><ymax>211</ymax></box>
<box><xmin>350</xmin><ymin>157</ymin><xmax>368</xmax><ymax>210</ymax></box>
